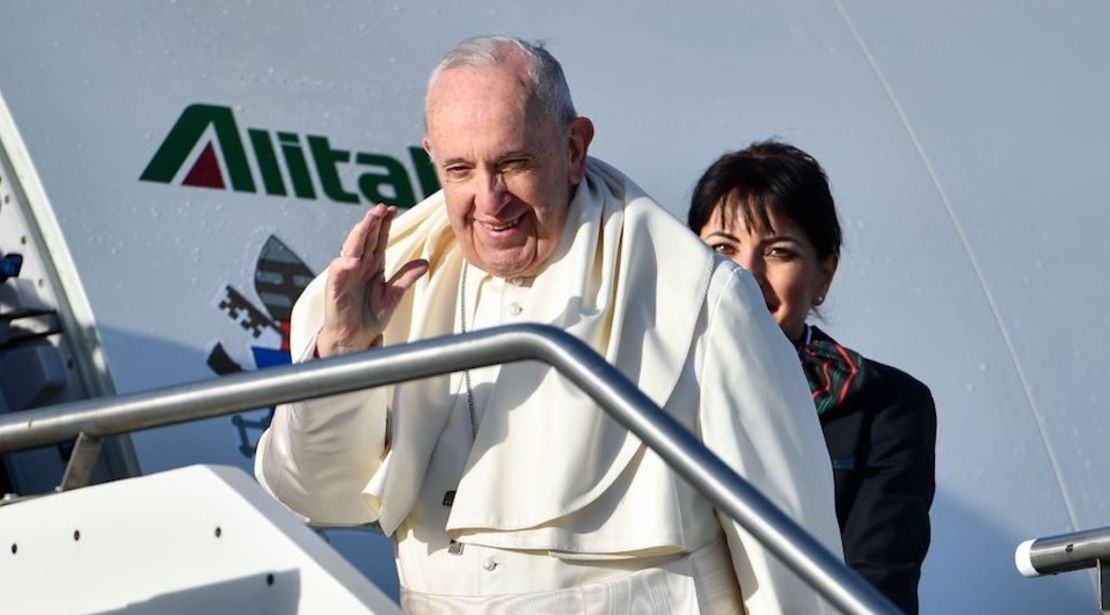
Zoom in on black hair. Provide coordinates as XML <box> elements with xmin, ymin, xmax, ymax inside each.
<box><xmin>687</xmin><ymin>140</ymin><xmax>842</xmax><ymax>261</ymax></box>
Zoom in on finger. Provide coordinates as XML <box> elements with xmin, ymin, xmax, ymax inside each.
<box><xmin>367</xmin><ymin>259</ymin><xmax>426</xmax><ymax>323</ymax></box>
<box><xmin>340</xmin><ymin>210</ymin><xmax>374</xmax><ymax>260</ymax></box>
<box><xmin>368</xmin><ymin>205</ymin><xmax>397</xmax><ymax>272</ymax></box>
<box><xmin>359</xmin><ymin>203</ymin><xmax>388</xmax><ymax>262</ymax></box>
<box><xmin>327</xmin><ymin>253</ymin><xmax>365</xmax><ymax>283</ymax></box>
<box><xmin>384</xmin><ymin>259</ymin><xmax>430</xmax><ymax>299</ymax></box>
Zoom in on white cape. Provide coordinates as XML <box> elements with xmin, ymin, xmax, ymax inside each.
<box><xmin>291</xmin><ymin>158</ymin><xmax>714</xmax><ymax>536</ymax></box>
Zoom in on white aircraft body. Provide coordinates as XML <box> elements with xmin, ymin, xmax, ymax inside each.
<box><xmin>1</xmin><ymin>2</ymin><xmax>1108</xmax><ymax>612</ymax></box>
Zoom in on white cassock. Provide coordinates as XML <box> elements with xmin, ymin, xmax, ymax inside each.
<box><xmin>256</xmin><ymin>158</ymin><xmax>844</xmax><ymax>614</ymax></box>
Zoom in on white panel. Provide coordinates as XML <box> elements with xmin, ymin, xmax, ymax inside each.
<box><xmin>0</xmin><ymin>465</ymin><xmax>401</xmax><ymax>614</ymax></box>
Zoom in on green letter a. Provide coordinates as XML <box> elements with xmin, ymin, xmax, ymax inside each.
<box><xmin>140</xmin><ymin>104</ymin><xmax>256</xmax><ymax>193</ymax></box>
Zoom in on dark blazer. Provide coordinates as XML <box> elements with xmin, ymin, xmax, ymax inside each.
<box><xmin>804</xmin><ymin>326</ymin><xmax>937</xmax><ymax>615</ymax></box>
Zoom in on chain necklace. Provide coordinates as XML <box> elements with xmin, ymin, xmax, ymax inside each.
<box><xmin>443</xmin><ymin>264</ymin><xmax>478</xmax><ymax>557</ymax></box>
<box><xmin>457</xmin><ymin>264</ymin><xmax>478</xmax><ymax>441</ymax></box>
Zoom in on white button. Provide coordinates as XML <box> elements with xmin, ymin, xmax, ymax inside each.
<box><xmin>483</xmin><ymin>559</ymin><xmax>498</xmax><ymax>571</ymax></box>
<box><xmin>509</xmin><ymin>302</ymin><xmax>523</xmax><ymax>316</ymax></box>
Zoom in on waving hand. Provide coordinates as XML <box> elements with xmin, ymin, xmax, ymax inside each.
<box><xmin>316</xmin><ymin>204</ymin><xmax>429</xmax><ymax>358</ymax></box>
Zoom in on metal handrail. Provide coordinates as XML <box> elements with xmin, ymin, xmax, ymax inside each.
<box><xmin>1016</xmin><ymin>526</ymin><xmax>1110</xmax><ymax>612</ymax></box>
<box><xmin>1017</xmin><ymin>526</ymin><xmax>1110</xmax><ymax>577</ymax></box>
<box><xmin>0</xmin><ymin>323</ymin><xmax>900</xmax><ymax>615</ymax></box>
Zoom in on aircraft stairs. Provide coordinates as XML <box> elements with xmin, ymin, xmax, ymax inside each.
<box><xmin>0</xmin><ymin>323</ymin><xmax>1106</xmax><ymax>614</ymax></box>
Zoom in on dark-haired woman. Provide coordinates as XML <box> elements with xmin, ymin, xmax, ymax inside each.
<box><xmin>688</xmin><ymin>140</ymin><xmax>936</xmax><ymax>614</ymax></box>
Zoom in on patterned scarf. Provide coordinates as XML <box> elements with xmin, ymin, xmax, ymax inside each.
<box><xmin>797</xmin><ymin>325</ymin><xmax>867</xmax><ymax>416</ymax></box>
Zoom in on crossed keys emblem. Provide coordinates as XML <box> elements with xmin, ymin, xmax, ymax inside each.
<box><xmin>208</xmin><ymin>235</ymin><xmax>314</xmax><ymax>457</ymax></box>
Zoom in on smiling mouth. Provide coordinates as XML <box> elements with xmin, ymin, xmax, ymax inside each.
<box><xmin>478</xmin><ymin>215</ymin><xmax>523</xmax><ymax>232</ymax></box>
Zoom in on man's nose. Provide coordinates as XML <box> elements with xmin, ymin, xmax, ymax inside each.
<box><xmin>475</xmin><ymin>171</ymin><xmax>510</xmax><ymax>216</ymax></box>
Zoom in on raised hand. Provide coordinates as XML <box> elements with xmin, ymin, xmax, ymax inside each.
<box><xmin>316</xmin><ymin>204</ymin><xmax>429</xmax><ymax>358</ymax></box>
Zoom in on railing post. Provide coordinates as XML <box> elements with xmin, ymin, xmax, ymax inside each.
<box><xmin>58</xmin><ymin>432</ymin><xmax>103</xmax><ymax>491</ymax></box>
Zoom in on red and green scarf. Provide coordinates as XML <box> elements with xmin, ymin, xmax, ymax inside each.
<box><xmin>797</xmin><ymin>325</ymin><xmax>867</xmax><ymax>416</ymax></box>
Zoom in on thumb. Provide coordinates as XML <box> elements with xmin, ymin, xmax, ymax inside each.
<box><xmin>383</xmin><ymin>259</ymin><xmax>430</xmax><ymax>302</ymax></box>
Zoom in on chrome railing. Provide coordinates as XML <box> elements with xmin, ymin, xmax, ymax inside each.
<box><xmin>1017</xmin><ymin>526</ymin><xmax>1110</xmax><ymax>613</ymax></box>
<box><xmin>0</xmin><ymin>323</ymin><xmax>901</xmax><ymax>615</ymax></box>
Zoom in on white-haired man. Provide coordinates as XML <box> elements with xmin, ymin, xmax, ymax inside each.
<box><xmin>256</xmin><ymin>35</ymin><xmax>842</xmax><ymax>614</ymax></box>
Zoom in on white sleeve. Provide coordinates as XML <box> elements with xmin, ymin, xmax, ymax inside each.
<box><xmin>253</xmin><ymin>273</ymin><xmax>390</xmax><ymax>525</ymax></box>
<box><xmin>699</xmin><ymin>264</ymin><xmax>844</xmax><ymax>614</ymax></box>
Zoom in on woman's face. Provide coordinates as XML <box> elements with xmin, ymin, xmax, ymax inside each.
<box><xmin>698</xmin><ymin>204</ymin><xmax>837</xmax><ymax>342</ymax></box>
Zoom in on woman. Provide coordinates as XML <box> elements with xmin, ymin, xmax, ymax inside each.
<box><xmin>688</xmin><ymin>140</ymin><xmax>937</xmax><ymax>614</ymax></box>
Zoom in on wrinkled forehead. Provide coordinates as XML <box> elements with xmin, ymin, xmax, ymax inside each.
<box><xmin>427</xmin><ymin>67</ymin><xmax>556</xmax><ymax>138</ymax></box>
<box><xmin>428</xmin><ymin>56</ymin><xmax>527</xmax><ymax>110</ymax></box>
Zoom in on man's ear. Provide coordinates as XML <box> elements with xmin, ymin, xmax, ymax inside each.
<box><xmin>422</xmin><ymin>137</ymin><xmax>442</xmax><ymax>184</ymax></box>
<box><xmin>567</xmin><ymin>117</ymin><xmax>594</xmax><ymax>185</ymax></box>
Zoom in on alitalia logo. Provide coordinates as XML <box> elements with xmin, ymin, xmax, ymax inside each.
<box><xmin>140</xmin><ymin>103</ymin><xmax>439</xmax><ymax>207</ymax></box>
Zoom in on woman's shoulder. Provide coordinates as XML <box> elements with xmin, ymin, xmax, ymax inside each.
<box><xmin>862</xmin><ymin>356</ymin><xmax>934</xmax><ymax>407</ymax></box>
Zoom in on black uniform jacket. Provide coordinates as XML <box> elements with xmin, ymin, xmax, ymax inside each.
<box><xmin>804</xmin><ymin>326</ymin><xmax>937</xmax><ymax>615</ymax></box>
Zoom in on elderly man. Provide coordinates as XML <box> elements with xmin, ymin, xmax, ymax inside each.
<box><xmin>256</xmin><ymin>35</ymin><xmax>842</xmax><ymax>613</ymax></box>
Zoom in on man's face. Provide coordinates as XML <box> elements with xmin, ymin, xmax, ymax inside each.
<box><xmin>424</xmin><ymin>62</ymin><xmax>591</xmax><ymax>279</ymax></box>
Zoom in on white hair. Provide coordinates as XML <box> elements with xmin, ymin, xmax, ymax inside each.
<box><xmin>425</xmin><ymin>35</ymin><xmax>577</xmax><ymax>127</ymax></box>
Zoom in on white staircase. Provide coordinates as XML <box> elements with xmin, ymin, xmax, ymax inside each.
<box><xmin>0</xmin><ymin>464</ymin><xmax>401</xmax><ymax>614</ymax></box>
